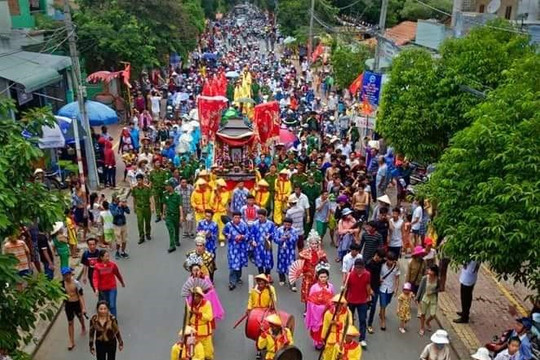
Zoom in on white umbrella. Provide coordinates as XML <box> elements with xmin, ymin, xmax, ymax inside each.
<box><xmin>225</xmin><ymin>71</ymin><xmax>240</xmax><ymax>78</ymax></box>
<box><xmin>283</xmin><ymin>36</ymin><xmax>297</xmax><ymax>44</ymax></box>
<box><xmin>189</xmin><ymin>108</ymin><xmax>199</xmax><ymax>121</ymax></box>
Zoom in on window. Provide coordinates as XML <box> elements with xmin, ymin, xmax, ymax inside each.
<box><xmin>479</xmin><ymin>4</ymin><xmax>485</xmax><ymax>13</ymax></box>
<box><xmin>505</xmin><ymin>6</ymin><xmax>512</xmax><ymax>19</ymax></box>
<box><xmin>8</xmin><ymin>0</ymin><xmax>20</xmax><ymax>16</ymax></box>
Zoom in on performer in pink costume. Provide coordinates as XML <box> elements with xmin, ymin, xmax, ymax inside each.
<box><xmin>305</xmin><ymin>262</ymin><xmax>335</xmax><ymax>350</ymax></box>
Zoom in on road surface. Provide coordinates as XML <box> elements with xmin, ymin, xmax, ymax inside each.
<box><xmin>35</xmin><ymin>208</ymin><xmax>452</xmax><ymax>360</ymax></box>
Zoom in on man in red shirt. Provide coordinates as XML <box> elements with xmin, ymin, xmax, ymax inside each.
<box><xmin>345</xmin><ymin>258</ymin><xmax>372</xmax><ymax>348</ymax></box>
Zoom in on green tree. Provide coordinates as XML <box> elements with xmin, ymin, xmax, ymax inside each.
<box><xmin>74</xmin><ymin>5</ymin><xmax>158</xmax><ymax>74</ymax></box>
<box><xmin>377</xmin><ymin>48</ymin><xmax>443</xmax><ymax>163</ymax></box>
<box><xmin>277</xmin><ymin>0</ymin><xmax>336</xmax><ymax>37</ymax></box>
<box><xmin>331</xmin><ymin>45</ymin><xmax>371</xmax><ymax>89</ymax></box>
<box><xmin>377</xmin><ymin>21</ymin><xmax>531</xmax><ymax>163</ymax></box>
<box><xmin>400</xmin><ymin>0</ymin><xmax>452</xmax><ymax>21</ymax></box>
<box><xmin>0</xmin><ymin>98</ymin><xmax>66</xmax><ymax>359</ymax></box>
<box><xmin>424</xmin><ymin>54</ymin><xmax>540</xmax><ymax>294</ymax></box>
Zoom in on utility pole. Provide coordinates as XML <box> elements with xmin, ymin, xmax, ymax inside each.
<box><xmin>373</xmin><ymin>0</ymin><xmax>389</xmax><ymax>72</ymax></box>
<box><xmin>451</xmin><ymin>0</ymin><xmax>463</xmax><ymax>28</ymax></box>
<box><xmin>63</xmin><ymin>0</ymin><xmax>99</xmax><ymax>190</ymax></box>
<box><xmin>308</xmin><ymin>0</ymin><xmax>315</xmax><ymax>60</ymax></box>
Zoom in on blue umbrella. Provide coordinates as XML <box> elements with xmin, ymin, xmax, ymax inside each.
<box><xmin>57</xmin><ymin>100</ymin><xmax>118</xmax><ymax>126</ymax></box>
<box><xmin>202</xmin><ymin>52</ymin><xmax>217</xmax><ymax>61</ymax></box>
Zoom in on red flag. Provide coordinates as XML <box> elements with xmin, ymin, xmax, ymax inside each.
<box><xmin>349</xmin><ymin>73</ymin><xmax>363</xmax><ymax>96</ymax></box>
<box><xmin>254</xmin><ymin>101</ymin><xmax>280</xmax><ymax>148</ymax></box>
<box><xmin>198</xmin><ymin>96</ymin><xmax>228</xmax><ymax>141</ymax></box>
<box><xmin>311</xmin><ymin>43</ymin><xmax>324</xmax><ymax>63</ymax></box>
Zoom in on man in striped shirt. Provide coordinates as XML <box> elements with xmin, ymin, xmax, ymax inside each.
<box><xmin>359</xmin><ymin>221</ymin><xmax>383</xmax><ymax>264</ymax></box>
<box><xmin>285</xmin><ymin>195</ymin><xmax>306</xmax><ymax>251</ymax></box>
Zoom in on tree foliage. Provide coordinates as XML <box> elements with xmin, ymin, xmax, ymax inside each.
<box><xmin>400</xmin><ymin>0</ymin><xmax>452</xmax><ymax>21</ymax></box>
<box><xmin>424</xmin><ymin>54</ymin><xmax>540</xmax><ymax>294</ymax></box>
<box><xmin>0</xmin><ymin>97</ymin><xmax>66</xmax><ymax>358</ymax></box>
<box><xmin>74</xmin><ymin>0</ymin><xmax>206</xmax><ymax>74</ymax></box>
<box><xmin>0</xmin><ymin>99</ymin><xmax>67</xmax><ymax>237</ymax></box>
<box><xmin>377</xmin><ymin>22</ymin><xmax>532</xmax><ymax>163</ymax></box>
<box><xmin>331</xmin><ymin>45</ymin><xmax>371</xmax><ymax>89</ymax></box>
<box><xmin>277</xmin><ymin>0</ymin><xmax>336</xmax><ymax>37</ymax></box>
<box><xmin>74</xmin><ymin>5</ymin><xmax>157</xmax><ymax>74</ymax></box>
<box><xmin>332</xmin><ymin>0</ymin><xmax>409</xmax><ymax>27</ymax></box>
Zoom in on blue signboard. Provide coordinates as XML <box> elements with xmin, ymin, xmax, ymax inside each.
<box><xmin>361</xmin><ymin>71</ymin><xmax>382</xmax><ymax>106</ymax></box>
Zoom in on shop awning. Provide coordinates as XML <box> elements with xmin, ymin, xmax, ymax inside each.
<box><xmin>0</xmin><ymin>50</ymin><xmax>72</xmax><ymax>92</ymax></box>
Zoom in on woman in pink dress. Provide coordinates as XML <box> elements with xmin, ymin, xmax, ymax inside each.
<box><xmin>305</xmin><ymin>262</ymin><xmax>335</xmax><ymax>350</ymax></box>
<box><xmin>185</xmin><ymin>255</ymin><xmax>225</xmax><ymax>323</ymax></box>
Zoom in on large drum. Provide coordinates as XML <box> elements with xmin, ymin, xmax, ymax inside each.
<box><xmin>275</xmin><ymin>346</ymin><xmax>303</xmax><ymax>360</ymax></box>
<box><xmin>245</xmin><ymin>308</ymin><xmax>295</xmax><ymax>341</ymax></box>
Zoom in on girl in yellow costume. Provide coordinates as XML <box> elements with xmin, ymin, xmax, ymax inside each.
<box><xmin>273</xmin><ymin>169</ymin><xmax>291</xmax><ymax>225</ymax></box>
<box><xmin>211</xmin><ymin>179</ymin><xmax>230</xmax><ymax>246</ymax></box>
<box><xmin>252</xmin><ymin>179</ymin><xmax>271</xmax><ymax>209</ymax></box>
<box><xmin>321</xmin><ymin>294</ymin><xmax>353</xmax><ymax>360</ymax></box>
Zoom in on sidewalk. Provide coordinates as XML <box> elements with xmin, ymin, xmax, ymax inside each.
<box><xmin>436</xmin><ymin>264</ymin><xmax>531</xmax><ymax>358</ymax></box>
<box><xmin>22</xmin><ymin>125</ymin><xmax>129</xmax><ymax>357</ymax></box>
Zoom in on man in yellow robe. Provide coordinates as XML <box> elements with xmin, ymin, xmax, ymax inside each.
<box><xmin>321</xmin><ymin>294</ymin><xmax>353</xmax><ymax>360</ymax></box>
<box><xmin>252</xmin><ymin>179</ymin><xmax>270</xmax><ymax>209</ymax></box>
<box><xmin>273</xmin><ymin>169</ymin><xmax>291</xmax><ymax>225</ymax></box>
<box><xmin>331</xmin><ymin>325</ymin><xmax>362</xmax><ymax>360</ymax></box>
<box><xmin>256</xmin><ymin>314</ymin><xmax>294</xmax><ymax>360</ymax></box>
<box><xmin>211</xmin><ymin>178</ymin><xmax>230</xmax><ymax>247</ymax></box>
<box><xmin>191</xmin><ymin>178</ymin><xmax>212</xmax><ymax>223</ymax></box>
<box><xmin>170</xmin><ymin>325</ymin><xmax>205</xmax><ymax>360</ymax></box>
<box><xmin>188</xmin><ymin>287</ymin><xmax>214</xmax><ymax>360</ymax></box>
<box><xmin>247</xmin><ymin>274</ymin><xmax>277</xmax><ymax>311</ymax></box>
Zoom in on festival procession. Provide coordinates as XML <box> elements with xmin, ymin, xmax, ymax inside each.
<box><xmin>1</xmin><ymin>1</ymin><xmax>539</xmax><ymax>360</ymax></box>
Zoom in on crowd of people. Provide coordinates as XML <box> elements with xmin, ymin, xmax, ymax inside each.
<box><xmin>3</xmin><ymin>3</ymin><xmax>539</xmax><ymax>360</ymax></box>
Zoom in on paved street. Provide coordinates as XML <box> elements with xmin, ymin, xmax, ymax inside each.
<box><xmin>35</xmin><ymin>207</ymin><xmax>453</xmax><ymax>360</ymax></box>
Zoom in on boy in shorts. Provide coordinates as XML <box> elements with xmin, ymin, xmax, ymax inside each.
<box><xmin>61</xmin><ymin>267</ymin><xmax>86</xmax><ymax>350</ymax></box>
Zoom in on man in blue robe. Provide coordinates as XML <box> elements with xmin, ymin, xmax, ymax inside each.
<box><xmin>250</xmin><ymin>209</ymin><xmax>276</xmax><ymax>276</ymax></box>
<box><xmin>196</xmin><ymin>209</ymin><xmax>218</xmax><ymax>256</ymax></box>
<box><xmin>274</xmin><ymin>217</ymin><xmax>298</xmax><ymax>288</ymax></box>
<box><xmin>223</xmin><ymin>212</ymin><xmax>249</xmax><ymax>291</ymax></box>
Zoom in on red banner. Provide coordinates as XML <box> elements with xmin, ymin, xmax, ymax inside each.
<box><xmin>198</xmin><ymin>96</ymin><xmax>228</xmax><ymax>141</ymax></box>
<box><xmin>254</xmin><ymin>101</ymin><xmax>280</xmax><ymax>150</ymax></box>
<box><xmin>349</xmin><ymin>73</ymin><xmax>363</xmax><ymax>96</ymax></box>
<box><xmin>311</xmin><ymin>43</ymin><xmax>324</xmax><ymax>63</ymax></box>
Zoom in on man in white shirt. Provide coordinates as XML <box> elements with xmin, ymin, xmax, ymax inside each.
<box><xmin>411</xmin><ymin>198</ymin><xmax>424</xmax><ymax>247</ymax></box>
<box><xmin>388</xmin><ymin>207</ymin><xmax>404</xmax><ymax>257</ymax></box>
<box><xmin>454</xmin><ymin>260</ymin><xmax>480</xmax><ymax>324</ymax></box>
<box><xmin>336</xmin><ymin>138</ymin><xmax>352</xmax><ymax>157</ymax></box>
<box><xmin>379</xmin><ymin>251</ymin><xmax>400</xmax><ymax>330</ymax></box>
<box><xmin>341</xmin><ymin>243</ymin><xmax>362</xmax><ymax>283</ymax></box>
<box><xmin>285</xmin><ymin>196</ymin><xmax>305</xmax><ymax>250</ymax></box>
<box><xmin>291</xmin><ymin>186</ymin><xmax>310</xmax><ymax>223</ymax></box>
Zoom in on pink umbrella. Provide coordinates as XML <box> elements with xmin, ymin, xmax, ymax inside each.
<box><xmin>279</xmin><ymin>128</ymin><xmax>297</xmax><ymax>147</ymax></box>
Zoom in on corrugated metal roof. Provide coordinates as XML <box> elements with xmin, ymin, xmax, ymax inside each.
<box><xmin>0</xmin><ymin>50</ymin><xmax>71</xmax><ymax>92</ymax></box>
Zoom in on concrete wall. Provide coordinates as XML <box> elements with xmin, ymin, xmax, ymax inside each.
<box><xmin>10</xmin><ymin>0</ymin><xmax>35</xmax><ymax>29</ymax></box>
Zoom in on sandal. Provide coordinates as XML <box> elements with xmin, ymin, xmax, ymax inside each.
<box><xmin>419</xmin><ymin>329</ymin><xmax>425</xmax><ymax>336</ymax></box>
<box><xmin>68</xmin><ymin>344</ymin><xmax>75</xmax><ymax>351</ymax></box>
